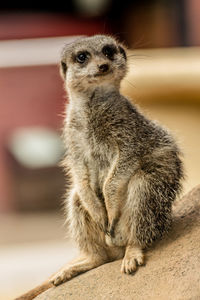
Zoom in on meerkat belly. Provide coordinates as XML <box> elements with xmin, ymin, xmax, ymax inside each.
<box><xmin>87</xmin><ymin>151</ymin><xmax>111</xmax><ymax>200</ymax></box>
<box><xmin>67</xmin><ymin>121</ymin><xmax>114</xmax><ymax>199</ymax></box>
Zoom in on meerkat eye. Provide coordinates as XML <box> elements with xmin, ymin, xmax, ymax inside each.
<box><xmin>76</xmin><ymin>52</ymin><xmax>89</xmax><ymax>64</ymax></box>
<box><xmin>102</xmin><ymin>45</ymin><xmax>117</xmax><ymax>60</ymax></box>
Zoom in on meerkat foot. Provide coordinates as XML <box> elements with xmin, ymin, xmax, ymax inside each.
<box><xmin>121</xmin><ymin>245</ymin><xmax>144</xmax><ymax>274</ymax></box>
<box><xmin>50</xmin><ymin>255</ymin><xmax>106</xmax><ymax>286</ymax></box>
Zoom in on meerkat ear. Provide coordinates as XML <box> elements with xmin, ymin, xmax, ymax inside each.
<box><xmin>119</xmin><ymin>46</ymin><xmax>127</xmax><ymax>60</ymax></box>
<box><xmin>60</xmin><ymin>61</ymin><xmax>67</xmax><ymax>79</ymax></box>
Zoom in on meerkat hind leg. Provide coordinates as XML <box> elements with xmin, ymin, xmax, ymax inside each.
<box><xmin>50</xmin><ymin>254</ymin><xmax>107</xmax><ymax>286</ymax></box>
<box><xmin>121</xmin><ymin>244</ymin><xmax>144</xmax><ymax>274</ymax></box>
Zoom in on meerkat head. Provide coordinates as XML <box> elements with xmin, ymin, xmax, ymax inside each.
<box><xmin>60</xmin><ymin>35</ymin><xmax>127</xmax><ymax>93</ymax></box>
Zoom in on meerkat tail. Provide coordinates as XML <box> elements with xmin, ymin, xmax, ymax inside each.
<box><xmin>14</xmin><ymin>281</ymin><xmax>53</xmax><ymax>300</ymax></box>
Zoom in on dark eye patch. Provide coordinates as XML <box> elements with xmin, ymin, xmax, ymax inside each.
<box><xmin>102</xmin><ymin>44</ymin><xmax>117</xmax><ymax>60</ymax></box>
<box><xmin>75</xmin><ymin>51</ymin><xmax>90</xmax><ymax>64</ymax></box>
<box><xmin>61</xmin><ymin>61</ymin><xmax>67</xmax><ymax>74</ymax></box>
<box><xmin>119</xmin><ymin>46</ymin><xmax>127</xmax><ymax>60</ymax></box>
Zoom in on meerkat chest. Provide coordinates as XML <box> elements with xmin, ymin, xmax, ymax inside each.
<box><xmin>66</xmin><ymin>113</ymin><xmax>112</xmax><ymax>167</ymax></box>
<box><xmin>66</xmin><ymin>121</ymin><xmax>112</xmax><ymax>194</ymax></box>
<box><xmin>65</xmin><ymin>102</ymin><xmax>115</xmax><ymax>193</ymax></box>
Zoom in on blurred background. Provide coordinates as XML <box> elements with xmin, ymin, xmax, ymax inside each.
<box><xmin>0</xmin><ymin>0</ymin><xmax>200</xmax><ymax>299</ymax></box>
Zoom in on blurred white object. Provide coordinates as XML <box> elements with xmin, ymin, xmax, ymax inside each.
<box><xmin>0</xmin><ymin>36</ymin><xmax>79</xmax><ymax>68</ymax></box>
<box><xmin>8</xmin><ymin>127</ymin><xmax>64</xmax><ymax>169</ymax></box>
<box><xmin>0</xmin><ymin>239</ymin><xmax>78</xmax><ymax>300</ymax></box>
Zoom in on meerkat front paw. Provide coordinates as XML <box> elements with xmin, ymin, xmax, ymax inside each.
<box><xmin>121</xmin><ymin>245</ymin><xmax>144</xmax><ymax>274</ymax></box>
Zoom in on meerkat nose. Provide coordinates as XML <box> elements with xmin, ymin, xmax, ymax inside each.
<box><xmin>98</xmin><ymin>64</ymin><xmax>109</xmax><ymax>73</ymax></box>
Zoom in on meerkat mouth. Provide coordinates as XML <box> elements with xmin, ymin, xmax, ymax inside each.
<box><xmin>94</xmin><ymin>70</ymin><xmax>113</xmax><ymax>77</ymax></box>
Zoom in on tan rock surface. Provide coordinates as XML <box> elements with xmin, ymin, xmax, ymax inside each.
<box><xmin>36</xmin><ymin>185</ymin><xmax>200</xmax><ymax>300</ymax></box>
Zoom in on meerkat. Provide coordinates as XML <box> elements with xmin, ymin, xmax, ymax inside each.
<box><xmin>15</xmin><ymin>35</ymin><xmax>184</xmax><ymax>300</ymax></box>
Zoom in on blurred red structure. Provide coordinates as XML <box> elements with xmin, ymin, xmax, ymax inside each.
<box><xmin>0</xmin><ymin>65</ymin><xmax>64</xmax><ymax>211</ymax></box>
<box><xmin>0</xmin><ymin>12</ymin><xmax>108</xmax><ymax>212</ymax></box>
<box><xmin>0</xmin><ymin>12</ymin><xmax>107</xmax><ymax>40</ymax></box>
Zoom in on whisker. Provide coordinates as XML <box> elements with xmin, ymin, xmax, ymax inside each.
<box><xmin>113</xmin><ymin>32</ymin><xmax>129</xmax><ymax>38</ymax></box>
<box><xmin>131</xmin><ymin>35</ymin><xmax>151</xmax><ymax>49</ymax></box>
<box><xmin>127</xmin><ymin>54</ymin><xmax>153</xmax><ymax>59</ymax></box>
<box><xmin>57</xmin><ymin>112</ymin><xmax>66</xmax><ymax>118</ymax></box>
<box><xmin>124</xmin><ymin>78</ymin><xmax>137</xmax><ymax>90</ymax></box>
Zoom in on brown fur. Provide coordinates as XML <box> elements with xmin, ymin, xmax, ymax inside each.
<box><xmin>15</xmin><ymin>35</ymin><xmax>184</xmax><ymax>299</ymax></box>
